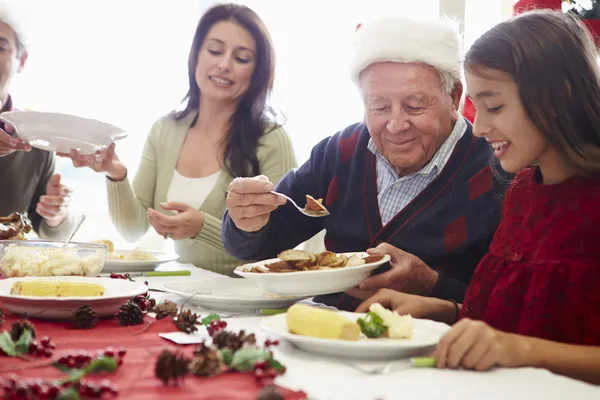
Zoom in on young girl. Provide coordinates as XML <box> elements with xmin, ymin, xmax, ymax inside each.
<box><xmin>358</xmin><ymin>10</ymin><xmax>600</xmax><ymax>384</ymax></box>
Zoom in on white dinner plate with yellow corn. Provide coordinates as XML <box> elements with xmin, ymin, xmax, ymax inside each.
<box><xmin>234</xmin><ymin>252</ymin><xmax>391</xmax><ymax>297</ymax></box>
<box><xmin>0</xmin><ymin>276</ymin><xmax>147</xmax><ymax>320</ymax></box>
<box><xmin>261</xmin><ymin>310</ymin><xmax>450</xmax><ymax>360</ymax></box>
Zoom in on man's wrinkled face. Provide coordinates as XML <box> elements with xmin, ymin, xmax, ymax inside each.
<box><xmin>360</xmin><ymin>62</ymin><xmax>460</xmax><ymax>176</ymax></box>
<box><xmin>0</xmin><ymin>22</ymin><xmax>27</xmax><ymax>103</ymax></box>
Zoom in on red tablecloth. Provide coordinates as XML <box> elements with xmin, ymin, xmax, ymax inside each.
<box><xmin>0</xmin><ymin>314</ymin><xmax>307</xmax><ymax>400</ymax></box>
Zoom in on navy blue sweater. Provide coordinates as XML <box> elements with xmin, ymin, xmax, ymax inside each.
<box><xmin>222</xmin><ymin>120</ymin><xmax>508</xmax><ymax>310</ymax></box>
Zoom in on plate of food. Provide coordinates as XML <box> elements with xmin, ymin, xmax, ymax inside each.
<box><xmin>0</xmin><ymin>276</ymin><xmax>147</xmax><ymax>319</ymax></box>
<box><xmin>234</xmin><ymin>249</ymin><xmax>390</xmax><ymax>296</ymax></box>
<box><xmin>261</xmin><ymin>303</ymin><xmax>450</xmax><ymax>360</ymax></box>
<box><xmin>162</xmin><ymin>278</ymin><xmax>308</xmax><ymax>312</ymax></box>
<box><xmin>0</xmin><ymin>110</ymin><xmax>127</xmax><ymax>154</ymax></box>
<box><xmin>93</xmin><ymin>240</ymin><xmax>179</xmax><ymax>272</ymax></box>
<box><xmin>0</xmin><ymin>240</ymin><xmax>108</xmax><ymax>277</ymax></box>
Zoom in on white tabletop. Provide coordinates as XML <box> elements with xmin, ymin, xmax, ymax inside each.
<box><xmin>145</xmin><ymin>262</ymin><xmax>600</xmax><ymax>400</ymax></box>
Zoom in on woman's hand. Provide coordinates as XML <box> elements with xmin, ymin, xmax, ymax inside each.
<box><xmin>356</xmin><ymin>288</ymin><xmax>450</xmax><ymax>320</ymax></box>
<box><xmin>433</xmin><ymin>318</ymin><xmax>531</xmax><ymax>371</ymax></box>
<box><xmin>58</xmin><ymin>143</ymin><xmax>127</xmax><ymax>181</ymax></box>
<box><xmin>147</xmin><ymin>201</ymin><xmax>204</xmax><ymax>240</ymax></box>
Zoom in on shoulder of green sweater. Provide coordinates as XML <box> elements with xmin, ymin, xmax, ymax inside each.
<box><xmin>147</xmin><ymin>111</ymin><xmax>196</xmax><ymax>144</ymax></box>
<box><xmin>257</xmin><ymin>123</ymin><xmax>295</xmax><ymax>158</ymax></box>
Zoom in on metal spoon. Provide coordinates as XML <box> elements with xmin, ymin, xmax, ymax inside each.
<box><xmin>270</xmin><ymin>191</ymin><xmax>329</xmax><ymax>217</ymax></box>
<box><xmin>61</xmin><ymin>215</ymin><xmax>86</xmax><ymax>248</ymax></box>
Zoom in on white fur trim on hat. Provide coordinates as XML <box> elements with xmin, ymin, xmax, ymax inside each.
<box><xmin>350</xmin><ymin>16</ymin><xmax>462</xmax><ymax>85</ymax></box>
<box><xmin>0</xmin><ymin>1</ymin><xmax>28</xmax><ymax>49</ymax></box>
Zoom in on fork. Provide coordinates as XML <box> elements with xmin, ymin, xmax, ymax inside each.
<box><xmin>270</xmin><ymin>191</ymin><xmax>329</xmax><ymax>217</ymax></box>
<box><xmin>341</xmin><ymin>357</ymin><xmax>436</xmax><ymax>375</ymax></box>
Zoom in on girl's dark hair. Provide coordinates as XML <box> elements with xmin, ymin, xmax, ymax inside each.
<box><xmin>174</xmin><ymin>3</ymin><xmax>277</xmax><ymax>178</ymax></box>
<box><xmin>465</xmin><ymin>10</ymin><xmax>600</xmax><ymax>176</ymax></box>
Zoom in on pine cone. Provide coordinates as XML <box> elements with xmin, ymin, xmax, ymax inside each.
<box><xmin>212</xmin><ymin>329</ymin><xmax>256</xmax><ymax>351</ymax></box>
<box><xmin>257</xmin><ymin>386</ymin><xmax>284</xmax><ymax>400</ymax></box>
<box><xmin>10</xmin><ymin>319</ymin><xmax>36</xmax><ymax>342</ymax></box>
<box><xmin>154</xmin><ymin>300</ymin><xmax>178</xmax><ymax>320</ymax></box>
<box><xmin>72</xmin><ymin>305</ymin><xmax>98</xmax><ymax>329</ymax></box>
<box><xmin>174</xmin><ymin>309</ymin><xmax>199</xmax><ymax>334</ymax></box>
<box><xmin>155</xmin><ymin>349</ymin><xmax>189</xmax><ymax>386</ymax></box>
<box><xmin>189</xmin><ymin>342</ymin><xmax>224</xmax><ymax>377</ymax></box>
<box><xmin>117</xmin><ymin>301</ymin><xmax>144</xmax><ymax>326</ymax></box>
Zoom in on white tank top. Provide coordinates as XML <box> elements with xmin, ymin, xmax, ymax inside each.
<box><xmin>166</xmin><ymin>169</ymin><xmax>221</xmax><ymax>210</ymax></box>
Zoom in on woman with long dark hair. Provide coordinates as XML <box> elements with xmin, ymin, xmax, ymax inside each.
<box><xmin>357</xmin><ymin>10</ymin><xmax>600</xmax><ymax>383</ymax></box>
<box><xmin>65</xmin><ymin>3</ymin><xmax>296</xmax><ymax>275</ymax></box>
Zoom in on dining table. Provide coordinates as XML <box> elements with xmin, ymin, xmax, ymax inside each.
<box><xmin>145</xmin><ymin>262</ymin><xmax>600</xmax><ymax>400</ymax></box>
<box><xmin>1</xmin><ymin>260</ymin><xmax>599</xmax><ymax>400</ymax></box>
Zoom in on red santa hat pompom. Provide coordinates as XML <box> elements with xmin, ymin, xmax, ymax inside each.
<box><xmin>349</xmin><ymin>16</ymin><xmax>462</xmax><ymax>85</ymax></box>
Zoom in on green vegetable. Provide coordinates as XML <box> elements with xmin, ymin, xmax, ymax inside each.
<box><xmin>357</xmin><ymin>312</ymin><xmax>387</xmax><ymax>338</ymax></box>
<box><xmin>56</xmin><ymin>388</ymin><xmax>80</xmax><ymax>400</ymax></box>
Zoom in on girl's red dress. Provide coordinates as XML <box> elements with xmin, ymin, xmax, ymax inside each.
<box><xmin>460</xmin><ymin>167</ymin><xmax>600</xmax><ymax>344</ymax></box>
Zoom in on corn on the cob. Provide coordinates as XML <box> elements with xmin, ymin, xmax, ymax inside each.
<box><xmin>10</xmin><ymin>281</ymin><xmax>105</xmax><ymax>297</ymax></box>
<box><xmin>286</xmin><ymin>304</ymin><xmax>360</xmax><ymax>341</ymax></box>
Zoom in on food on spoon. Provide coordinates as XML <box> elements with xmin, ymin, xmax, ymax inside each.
<box><xmin>0</xmin><ymin>212</ymin><xmax>32</xmax><ymax>240</ymax></box>
<box><xmin>357</xmin><ymin>303</ymin><xmax>414</xmax><ymax>339</ymax></box>
<box><xmin>286</xmin><ymin>304</ymin><xmax>360</xmax><ymax>341</ymax></box>
<box><xmin>304</xmin><ymin>195</ymin><xmax>329</xmax><ymax>215</ymax></box>
<box><xmin>10</xmin><ymin>280</ymin><xmax>105</xmax><ymax>297</ymax></box>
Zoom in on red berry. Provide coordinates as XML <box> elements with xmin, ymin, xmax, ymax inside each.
<box><xmin>15</xmin><ymin>385</ymin><xmax>27</xmax><ymax>397</ymax></box>
<box><xmin>58</xmin><ymin>355</ymin><xmax>68</xmax><ymax>365</ymax></box>
<box><xmin>118</xmin><ymin>358</ymin><xmax>124</xmax><ymax>366</ymax></box>
<box><xmin>254</xmin><ymin>368</ymin><xmax>265</xmax><ymax>379</ymax></box>
<box><xmin>76</xmin><ymin>352</ymin><xmax>89</xmax><ymax>364</ymax></box>
<box><xmin>117</xmin><ymin>348</ymin><xmax>126</xmax><ymax>357</ymax></box>
<box><xmin>268</xmin><ymin>368</ymin><xmax>278</xmax><ymax>378</ymax></box>
<box><xmin>220</xmin><ymin>320</ymin><xmax>227</xmax><ymax>328</ymax></box>
<box><xmin>265</xmin><ymin>339</ymin><xmax>271</xmax><ymax>347</ymax></box>
<box><xmin>272</xmin><ymin>340</ymin><xmax>279</xmax><ymax>346</ymax></box>
<box><xmin>40</xmin><ymin>336</ymin><xmax>51</xmax><ymax>347</ymax></box>
<box><xmin>110</xmin><ymin>386</ymin><xmax>119</xmax><ymax>396</ymax></box>
<box><xmin>67</xmin><ymin>357</ymin><xmax>76</xmax><ymax>368</ymax></box>
<box><xmin>47</xmin><ymin>342</ymin><xmax>56</xmax><ymax>350</ymax></box>
<box><xmin>48</xmin><ymin>385</ymin><xmax>60</xmax><ymax>396</ymax></box>
<box><xmin>2</xmin><ymin>385</ymin><xmax>13</xmax><ymax>396</ymax></box>
<box><xmin>104</xmin><ymin>347</ymin><xmax>115</xmax><ymax>357</ymax></box>
<box><xmin>28</xmin><ymin>342</ymin><xmax>38</xmax><ymax>353</ymax></box>
<box><xmin>44</xmin><ymin>349</ymin><xmax>53</xmax><ymax>358</ymax></box>
<box><xmin>30</xmin><ymin>380</ymin><xmax>43</xmax><ymax>394</ymax></box>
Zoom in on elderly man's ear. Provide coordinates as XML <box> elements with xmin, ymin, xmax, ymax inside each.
<box><xmin>17</xmin><ymin>50</ymin><xmax>28</xmax><ymax>74</ymax></box>
<box><xmin>450</xmin><ymin>81</ymin><xmax>464</xmax><ymax>120</ymax></box>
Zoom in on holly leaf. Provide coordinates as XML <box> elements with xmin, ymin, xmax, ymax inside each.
<box><xmin>230</xmin><ymin>348</ymin><xmax>270</xmax><ymax>372</ymax></box>
<box><xmin>219</xmin><ymin>348</ymin><xmax>233</xmax><ymax>366</ymax></box>
<box><xmin>57</xmin><ymin>387</ymin><xmax>80</xmax><ymax>400</ymax></box>
<box><xmin>125</xmin><ymin>273</ymin><xmax>135</xmax><ymax>282</ymax></box>
<box><xmin>201</xmin><ymin>313</ymin><xmax>220</xmax><ymax>325</ymax></box>
<box><xmin>83</xmin><ymin>356</ymin><xmax>118</xmax><ymax>374</ymax></box>
<box><xmin>268</xmin><ymin>357</ymin><xmax>286</xmax><ymax>373</ymax></box>
<box><xmin>53</xmin><ymin>361</ymin><xmax>74</xmax><ymax>373</ymax></box>
<box><xmin>14</xmin><ymin>329</ymin><xmax>32</xmax><ymax>354</ymax></box>
<box><xmin>0</xmin><ymin>331</ymin><xmax>16</xmax><ymax>357</ymax></box>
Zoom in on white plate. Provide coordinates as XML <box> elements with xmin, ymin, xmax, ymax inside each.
<box><xmin>261</xmin><ymin>311</ymin><xmax>450</xmax><ymax>360</ymax></box>
<box><xmin>0</xmin><ymin>276</ymin><xmax>147</xmax><ymax>319</ymax></box>
<box><xmin>103</xmin><ymin>251</ymin><xmax>179</xmax><ymax>272</ymax></box>
<box><xmin>161</xmin><ymin>278</ymin><xmax>308</xmax><ymax>312</ymax></box>
<box><xmin>234</xmin><ymin>252</ymin><xmax>391</xmax><ymax>296</ymax></box>
<box><xmin>0</xmin><ymin>111</ymin><xmax>127</xmax><ymax>154</ymax></box>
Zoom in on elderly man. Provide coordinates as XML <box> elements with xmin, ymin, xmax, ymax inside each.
<box><xmin>221</xmin><ymin>16</ymin><xmax>508</xmax><ymax>310</ymax></box>
<box><xmin>0</xmin><ymin>4</ymin><xmax>74</xmax><ymax>238</ymax></box>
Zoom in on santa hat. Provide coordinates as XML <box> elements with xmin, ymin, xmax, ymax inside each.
<box><xmin>350</xmin><ymin>16</ymin><xmax>462</xmax><ymax>84</ymax></box>
<box><xmin>0</xmin><ymin>1</ymin><xmax>28</xmax><ymax>49</ymax></box>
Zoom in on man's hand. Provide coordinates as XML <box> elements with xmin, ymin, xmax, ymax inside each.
<box><xmin>225</xmin><ymin>175</ymin><xmax>286</xmax><ymax>232</ymax></box>
<box><xmin>357</xmin><ymin>243</ymin><xmax>439</xmax><ymax>295</ymax></box>
<box><xmin>0</xmin><ymin>123</ymin><xmax>31</xmax><ymax>157</ymax></box>
<box><xmin>147</xmin><ymin>201</ymin><xmax>204</xmax><ymax>240</ymax></box>
<box><xmin>433</xmin><ymin>318</ymin><xmax>531</xmax><ymax>371</ymax></box>
<box><xmin>38</xmin><ymin>173</ymin><xmax>71</xmax><ymax>228</ymax></box>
